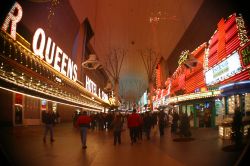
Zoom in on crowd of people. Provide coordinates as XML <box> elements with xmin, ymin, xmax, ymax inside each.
<box><xmin>71</xmin><ymin>108</ymin><xmax>192</xmax><ymax>148</ymax></box>
<box><xmin>43</xmin><ymin>108</ymin><xmax>191</xmax><ymax>149</ymax></box>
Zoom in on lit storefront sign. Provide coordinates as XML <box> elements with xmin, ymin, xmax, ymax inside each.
<box><xmin>102</xmin><ymin>91</ymin><xmax>109</xmax><ymax>102</ymax></box>
<box><xmin>205</xmin><ymin>51</ymin><xmax>242</xmax><ymax>85</ymax></box>
<box><xmin>168</xmin><ymin>90</ymin><xmax>220</xmax><ymax>103</ymax></box>
<box><xmin>41</xmin><ymin>100</ymin><xmax>47</xmax><ymax>110</ymax></box>
<box><xmin>239</xmin><ymin>42</ymin><xmax>250</xmax><ymax>68</ymax></box>
<box><xmin>32</xmin><ymin>28</ymin><xmax>78</xmax><ymax>81</ymax></box>
<box><xmin>85</xmin><ymin>76</ymin><xmax>97</xmax><ymax>95</ymax></box>
<box><xmin>138</xmin><ymin>91</ymin><xmax>148</xmax><ymax>106</ymax></box>
<box><xmin>1</xmin><ymin>2</ymin><xmax>78</xmax><ymax>82</ymax></box>
<box><xmin>1</xmin><ymin>2</ymin><xmax>23</xmax><ymax>40</ymax></box>
<box><xmin>0</xmin><ymin>1</ymin><xmax>110</xmax><ymax>109</ymax></box>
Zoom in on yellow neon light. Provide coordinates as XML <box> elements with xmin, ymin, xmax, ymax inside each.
<box><xmin>0</xmin><ymin>86</ymin><xmax>103</xmax><ymax>111</ymax></box>
<box><xmin>1</xmin><ymin>31</ymin><xmax>109</xmax><ymax>105</ymax></box>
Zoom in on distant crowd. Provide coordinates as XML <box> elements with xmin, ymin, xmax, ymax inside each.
<box><xmin>42</xmin><ymin>108</ymin><xmax>192</xmax><ymax>148</ymax></box>
<box><xmin>72</xmin><ymin>108</ymin><xmax>191</xmax><ymax>147</ymax></box>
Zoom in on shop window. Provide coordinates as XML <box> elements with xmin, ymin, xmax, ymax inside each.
<box><xmin>245</xmin><ymin>93</ymin><xmax>250</xmax><ymax>115</ymax></box>
<box><xmin>24</xmin><ymin>96</ymin><xmax>40</xmax><ymax>119</ymax></box>
<box><xmin>228</xmin><ymin>95</ymin><xmax>240</xmax><ymax>114</ymax></box>
<box><xmin>215</xmin><ymin>98</ymin><xmax>225</xmax><ymax>115</ymax></box>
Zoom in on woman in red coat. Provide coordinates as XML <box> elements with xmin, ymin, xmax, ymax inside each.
<box><xmin>76</xmin><ymin>111</ymin><xmax>92</xmax><ymax>149</ymax></box>
<box><xmin>127</xmin><ymin>109</ymin><xmax>142</xmax><ymax>144</ymax></box>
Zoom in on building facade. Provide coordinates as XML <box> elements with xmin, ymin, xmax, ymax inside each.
<box><xmin>0</xmin><ymin>1</ymin><xmax>110</xmax><ymax>126</ymax></box>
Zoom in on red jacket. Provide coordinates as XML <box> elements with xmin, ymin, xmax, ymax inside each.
<box><xmin>76</xmin><ymin>115</ymin><xmax>91</xmax><ymax>127</ymax></box>
<box><xmin>127</xmin><ymin>113</ymin><xmax>141</xmax><ymax>128</ymax></box>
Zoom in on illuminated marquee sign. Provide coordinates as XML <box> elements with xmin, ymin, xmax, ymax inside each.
<box><xmin>102</xmin><ymin>91</ymin><xmax>109</xmax><ymax>101</ymax></box>
<box><xmin>86</xmin><ymin>76</ymin><xmax>97</xmax><ymax>95</ymax></box>
<box><xmin>239</xmin><ymin>42</ymin><xmax>250</xmax><ymax>68</ymax></box>
<box><xmin>205</xmin><ymin>52</ymin><xmax>242</xmax><ymax>85</ymax></box>
<box><xmin>1</xmin><ymin>2</ymin><xmax>78</xmax><ymax>82</ymax></box>
<box><xmin>1</xmin><ymin>2</ymin><xmax>23</xmax><ymax>40</ymax></box>
<box><xmin>32</xmin><ymin>28</ymin><xmax>78</xmax><ymax>81</ymax></box>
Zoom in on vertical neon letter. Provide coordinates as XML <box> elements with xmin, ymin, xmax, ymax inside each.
<box><xmin>1</xmin><ymin>2</ymin><xmax>23</xmax><ymax>40</ymax></box>
<box><xmin>32</xmin><ymin>28</ymin><xmax>46</xmax><ymax>59</ymax></box>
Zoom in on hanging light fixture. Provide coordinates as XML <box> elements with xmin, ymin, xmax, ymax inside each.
<box><xmin>82</xmin><ymin>54</ymin><xmax>101</xmax><ymax>70</ymax></box>
<box><xmin>82</xmin><ymin>0</ymin><xmax>102</xmax><ymax>70</ymax></box>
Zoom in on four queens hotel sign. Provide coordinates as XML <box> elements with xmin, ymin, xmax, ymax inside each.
<box><xmin>32</xmin><ymin>28</ymin><xmax>78</xmax><ymax>81</ymax></box>
<box><xmin>1</xmin><ymin>2</ymin><xmax>78</xmax><ymax>82</ymax></box>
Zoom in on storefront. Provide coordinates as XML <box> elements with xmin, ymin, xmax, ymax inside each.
<box><xmin>218</xmin><ymin>80</ymin><xmax>250</xmax><ymax>138</ymax></box>
<box><xmin>204</xmin><ymin>13</ymin><xmax>250</xmax><ymax>138</ymax></box>
<box><xmin>167</xmin><ymin>90</ymin><xmax>220</xmax><ymax>128</ymax></box>
<box><xmin>155</xmin><ymin>13</ymin><xmax>250</xmax><ymax>133</ymax></box>
<box><xmin>0</xmin><ymin>1</ymin><xmax>110</xmax><ymax>126</ymax></box>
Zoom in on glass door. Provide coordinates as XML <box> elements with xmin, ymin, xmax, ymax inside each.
<box><xmin>14</xmin><ymin>104</ymin><xmax>23</xmax><ymax>125</ymax></box>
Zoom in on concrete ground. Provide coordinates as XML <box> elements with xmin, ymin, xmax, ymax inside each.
<box><xmin>0</xmin><ymin>123</ymin><xmax>244</xmax><ymax>166</ymax></box>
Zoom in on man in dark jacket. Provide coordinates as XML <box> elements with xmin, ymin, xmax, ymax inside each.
<box><xmin>42</xmin><ymin>109</ymin><xmax>56</xmax><ymax>143</ymax></box>
<box><xmin>158</xmin><ymin>110</ymin><xmax>166</xmax><ymax>136</ymax></box>
<box><xmin>76</xmin><ymin>111</ymin><xmax>92</xmax><ymax>149</ymax></box>
<box><xmin>171</xmin><ymin>110</ymin><xmax>179</xmax><ymax>133</ymax></box>
<box><xmin>143</xmin><ymin>112</ymin><xmax>152</xmax><ymax>140</ymax></box>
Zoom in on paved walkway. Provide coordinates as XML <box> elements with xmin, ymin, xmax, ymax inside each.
<box><xmin>0</xmin><ymin>123</ymin><xmax>243</xmax><ymax>166</ymax></box>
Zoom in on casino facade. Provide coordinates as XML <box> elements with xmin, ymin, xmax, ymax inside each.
<box><xmin>0</xmin><ymin>1</ymin><xmax>111</xmax><ymax>126</ymax></box>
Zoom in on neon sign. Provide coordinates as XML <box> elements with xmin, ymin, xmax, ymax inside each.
<box><xmin>1</xmin><ymin>2</ymin><xmax>23</xmax><ymax>40</ymax></box>
<box><xmin>86</xmin><ymin>76</ymin><xmax>97</xmax><ymax>95</ymax></box>
<box><xmin>1</xmin><ymin>2</ymin><xmax>78</xmax><ymax>82</ymax></box>
<box><xmin>32</xmin><ymin>28</ymin><xmax>78</xmax><ymax>81</ymax></box>
<box><xmin>102</xmin><ymin>91</ymin><xmax>109</xmax><ymax>101</ymax></box>
<box><xmin>178</xmin><ymin>50</ymin><xmax>189</xmax><ymax>66</ymax></box>
<box><xmin>239</xmin><ymin>42</ymin><xmax>250</xmax><ymax>68</ymax></box>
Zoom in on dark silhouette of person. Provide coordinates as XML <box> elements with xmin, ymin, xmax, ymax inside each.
<box><xmin>42</xmin><ymin>109</ymin><xmax>56</xmax><ymax>143</ymax></box>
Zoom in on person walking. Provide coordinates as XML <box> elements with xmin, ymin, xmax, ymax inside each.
<box><xmin>143</xmin><ymin>112</ymin><xmax>152</xmax><ymax>140</ymax></box>
<box><xmin>168</xmin><ymin>112</ymin><xmax>173</xmax><ymax>128</ymax></box>
<box><xmin>158</xmin><ymin>110</ymin><xmax>166</xmax><ymax>137</ymax></box>
<box><xmin>42</xmin><ymin>109</ymin><xmax>56</xmax><ymax>143</ymax></box>
<box><xmin>127</xmin><ymin>109</ymin><xmax>141</xmax><ymax>144</ymax></box>
<box><xmin>171</xmin><ymin>110</ymin><xmax>179</xmax><ymax>134</ymax></box>
<box><xmin>76</xmin><ymin>111</ymin><xmax>92</xmax><ymax>149</ymax></box>
<box><xmin>111</xmin><ymin>114</ymin><xmax>123</xmax><ymax>145</ymax></box>
<box><xmin>138</xmin><ymin>114</ymin><xmax>144</xmax><ymax>141</ymax></box>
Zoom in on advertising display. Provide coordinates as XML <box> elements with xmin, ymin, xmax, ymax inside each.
<box><xmin>41</xmin><ymin>100</ymin><xmax>47</xmax><ymax>110</ymax></box>
<box><xmin>239</xmin><ymin>42</ymin><xmax>250</xmax><ymax>68</ymax></box>
<box><xmin>205</xmin><ymin>51</ymin><xmax>242</xmax><ymax>85</ymax></box>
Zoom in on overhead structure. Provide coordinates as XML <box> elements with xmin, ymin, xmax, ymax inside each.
<box><xmin>140</xmin><ymin>48</ymin><xmax>161</xmax><ymax>109</ymax></box>
<box><xmin>102</xmin><ymin>48</ymin><xmax>126</xmax><ymax>106</ymax></box>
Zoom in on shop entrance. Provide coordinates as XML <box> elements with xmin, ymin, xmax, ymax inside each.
<box><xmin>14</xmin><ymin>105</ymin><xmax>23</xmax><ymax>125</ymax></box>
<box><xmin>194</xmin><ymin>102</ymin><xmax>212</xmax><ymax>128</ymax></box>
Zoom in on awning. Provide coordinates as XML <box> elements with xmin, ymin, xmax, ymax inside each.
<box><xmin>219</xmin><ymin>80</ymin><xmax>250</xmax><ymax>96</ymax></box>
